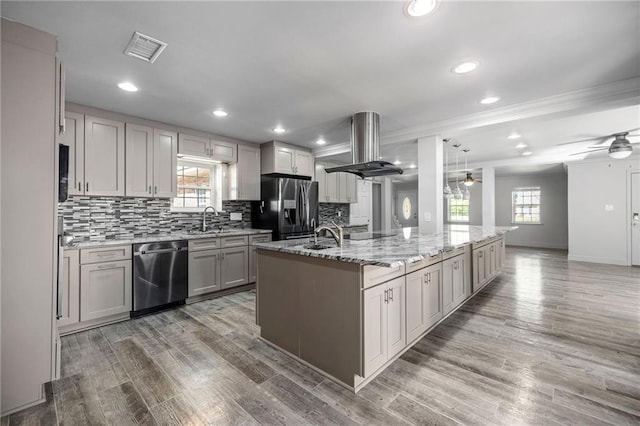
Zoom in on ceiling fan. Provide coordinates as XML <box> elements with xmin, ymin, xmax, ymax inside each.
<box><xmin>559</xmin><ymin>128</ymin><xmax>640</xmax><ymax>159</ymax></box>
<box><xmin>461</xmin><ymin>149</ymin><xmax>482</xmax><ymax>186</ymax></box>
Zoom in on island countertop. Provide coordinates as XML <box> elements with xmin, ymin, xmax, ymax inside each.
<box><xmin>255</xmin><ymin>225</ymin><xmax>516</xmax><ymax>267</ymax></box>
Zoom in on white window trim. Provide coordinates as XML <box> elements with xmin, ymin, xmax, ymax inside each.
<box><xmin>512</xmin><ymin>186</ymin><xmax>542</xmax><ymax>224</ymax></box>
<box><xmin>171</xmin><ymin>159</ymin><xmax>223</xmax><ymax>213</ymax></box>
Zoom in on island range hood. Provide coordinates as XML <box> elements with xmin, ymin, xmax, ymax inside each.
<box><xmin>325</xmin><ymin>112</ymin><xmax>403</xmax><ymax>178</ymax></box>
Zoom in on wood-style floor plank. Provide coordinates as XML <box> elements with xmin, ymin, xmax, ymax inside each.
<box><xmin>4</xmin><ymin>247</ymin><xmax>640</xmax><ymax>426</ymax></box>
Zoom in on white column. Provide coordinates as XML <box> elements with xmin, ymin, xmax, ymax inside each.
<box><xmin>418</xmin><ymin>135</ymin><xmax>443</xmax><ymax>234</ymax></box>
<box><xmin>482</xmin><ymin>166</ymin><xmax>496</xmax><ymax>227</ymax></box>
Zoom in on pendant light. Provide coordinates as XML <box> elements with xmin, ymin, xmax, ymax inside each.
<box><xmin>452</xmin><ymin>143</ymin><xmax>463</xmax><ymax>200</ymax></box>
<box><xmin>463</xmin><ymin>149</ymin><xmax>474</xmax><ymax>187</ymax></box>
<box><xmin>443</xmin><ymin>139</ymin><xmax>452</xmax><ymax>199</ymax></box>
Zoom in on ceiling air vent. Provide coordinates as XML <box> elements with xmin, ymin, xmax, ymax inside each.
<box><xmin>123</xmin><ymin>31</ymin><xmax>167</xmax><ymax>63</ymax></box>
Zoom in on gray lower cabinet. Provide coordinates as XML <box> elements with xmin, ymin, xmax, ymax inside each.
<box><xmin>472</xmin><ymin>238</ymin><xmax>504</xmax><ymax>293</ymax></box>
<box><xmin>80</xmin><ymin>259</ymin><xmax>132</xmax><ymax>321</ymax></box>
<box><xmin>442</xmin><ymin>254</ymin><xmax>466</xmax><ymax>315</ymax></box>
<box><xmin>221</xmin><ymin>246</ymin><xmax>249</xmax><ymax>288</ymax></box>
<box><xmin>405</xmin><ymin>262</ymin><xmax>442</xmax><ymax>344</ymax></box>
<box><xmin>188</xmin><ymin>249</ymin><xmax>221</xmax><ymax>297</ymax></box>
<box><xmin>249</xmin><ymin>234</ymin><xmax>272</xmax><ymax>282</ymax></box>
<box><xmin>363</xmin><ymin>276</ymin><xmax>406</xmax><ymax>377</ymax></box>
<box><xmin>58</xmin><ymin>249</ymin><xmax>80</xmax><ymax>327</ymax></box>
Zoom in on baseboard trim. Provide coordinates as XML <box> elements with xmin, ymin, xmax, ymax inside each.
<box><xmin>567</xmin><ymin>254</ymin><xmax>629</xmax><ymax>266</ymax></box>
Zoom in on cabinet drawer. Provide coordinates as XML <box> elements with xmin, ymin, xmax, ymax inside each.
<box><xmin>249</xmin><ymin>234</ymin><xmax>272</xmax><ymax>245</ymax></box>
<box><xmin>220</xmin><ymin>235</ymin><xmax>249</xmax><ymax>248</ymax></box>
<box><xmin>405</xmin><ymin>252</ymin><xmax>442</xmax><ymax>274</ymax></box>
<box><xmin>472</xmin><ymin>236</ymin><xmax>500</xmax><ymax>251</ymax></box>
<box><xmin>362</xmin><ymin>263</ymin><xmax>405</xmax><ymax>289</ymax></box>
<box><xmin>80</xmin><ymin>245</ymin><xmax>131</xmax><ymax>264</ymax></box>
<box><xmin>189</xmin><ymin>238</ymin><xmax>220</xmax><ymax>252</ymax></box>
<box><xmin>442</xmin><ymin>245</ymin><xmax>467</xmax><ymax>260</ymax></box>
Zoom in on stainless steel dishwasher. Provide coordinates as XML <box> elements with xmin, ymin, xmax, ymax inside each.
<box><xmin>132</xmin><ymin>240</ymin><xmax>188</xmax><ymax>317</ymax></box>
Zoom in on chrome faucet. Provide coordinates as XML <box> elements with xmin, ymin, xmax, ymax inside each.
<box><xmin>315</xmin><ymin>221</ymin><xmax>343</xmax><ymax>247</ymax></box>
<box><xmin>202</xmin><ymin>206</ymin><xmax>219</xmax><ymax>231</ymax></box>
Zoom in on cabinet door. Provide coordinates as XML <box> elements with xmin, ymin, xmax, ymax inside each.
<box><xmin>424</xmin><ymin>264</ymin><xmax>443</xmax><ymax>329</ymax></box>
<box><xmin>489</xmin><ymin>243</ymin><xmax>497</xmax><ymax>277</ymax></box>
<box><xmin>386</xmin><ymin>277</ymin><xmax>406</xmax><ymax>359</ymax></box>
<box><xmin>442</xmin><ymin>257</ymin><xmax>455</xmax><ymax>315</ymax></box>
<box><xmin>363</xmin><ymin>283</ymin><xmax>387</xmax><ymax>377</ymax></box>
<box><xmin>220</xmin><ymin>246</ymin><xmax>249</xmax><ymax>289</ymax></box>
<box><xmin>406</xmin><ymin>269</ymin><xmax>427</xmax><ymax>343</ymax></box>
<box><xmin>345</xmin><ymin>174</ymin><xmax>358</xmax><ymax>203</ymax></box>
<box><xmin>125</xmin><ymin>123</ymin><xmax>153</xmax><ymax>197</ymax></box>
<box><xmin>61</xmin><ymin>111</ymin><xmax>84</xmax><ymax>196</ymax></box>
<box><xmin>274</xmin><ymin>145</ymin><xmax>295</xmax><ymax>174</ymax></box>
<box><xmin>58</xmin><ymin>249</ymin><xmax>79</xmax><ymax>327</ymax></box>
<box><xmin>249</xmin><ymin>245</ymin><xmax>257</xmax><ymax>283</ymax></box>
<box><xmin>452</xmin><ymin>256</ymin><xmax>466</xmax><ymax>307</ymax></box>
<box><xmin>237</xmin><ymin>145</ymin><xmax>260</xmax><ymax>200</ymax></box>
<box><xmin>498</xmin><ymin>239</ymin><xmax>505</xmax><ymax>269</ymax></box>
<box><xmin>326</xmin><ymin>167</ymin><xmax>339</xmax><ymax>202</ymax></box>
<box><xmin>294</xmin><ymin>150</ymin><xmax>314</xmax><ymax>177</ymax></box>
<box><xmin>84</xmin><ymin>116</ymin><xmax>125</xmax><ymax>196</ymax></box>
<box><xmin>316</xmin><ymin>163</ymin><xmax>328</xmax><ymax>202</ymax></box>
<box><xmin>178</xmin><ymin>133</ymin><xmax>210</xmax><ymax>158</ymax></box>
<box><xmin>338</xmin><ymin>172</ymin><xmax>348</xmax><ymax>203</ymax></box>
<box><xmin>188</xmin><ymin>249</ymin><xmax>221</xmax><ymax>297</ymax></box>
<box><xmin>473</xmin><ymin>248</ymin><xmax>486</xmax><ymax>292</ymax></box>
<box><xmin>153</xmin><ymin>129</ymin><xmax>177</xmax><ymax>198</ymax></box>
<box><xmin>211</xmin><ymin>140</ymin><xmax>237</xmax><ymax>163</ymax></box>
<box><xmin>80</xmin><ymin>260</ymin><xmax>131</xmax><ymax>321</ymax></box>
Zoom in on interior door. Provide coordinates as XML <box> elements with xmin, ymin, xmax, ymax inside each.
<box><xmin>632</xmin><ymin>173</ymin><xmax>640</xmax><ymax>266</ymax></box>
<box><xmin>396</xmin><ymin>191</ymin><xmax>418</xmax><ymax>227</ymax></box>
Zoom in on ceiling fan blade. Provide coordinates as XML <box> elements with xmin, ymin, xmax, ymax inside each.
<box><xmin>557</xmin><ymin>136</ymin><xmax>609</xmax><ymax>146</ymax></box>
<box><xmin>569</xmin><ymin>147</ymin><xmax>608</xmax><ymax>156</ymax></box>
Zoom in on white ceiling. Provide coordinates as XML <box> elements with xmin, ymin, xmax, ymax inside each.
<box><xmin>3</xmin><ymin>1</ymin><xmax>639</xmax><ymax>170</ymax></box>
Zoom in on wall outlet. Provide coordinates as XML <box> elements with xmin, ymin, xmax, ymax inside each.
<box><xmin>337</xmin><ymin>211</ymin><xmax>342</xmax><ymax>217</ymax></box>
<box><xmin>604</xmin><ymin>204</ymin><xmax>614</xmax><ymax>212</ymax></box>
<box><xmin>230</xmin><ymin>212</ymin><xmax>242</xmax><ymax>221</ymax></box>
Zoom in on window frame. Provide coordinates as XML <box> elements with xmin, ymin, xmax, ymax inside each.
<box><xmin>447</xmin><ymin>197</ymin><xmax>470</xmax><ymax>223</ymax></box>
<box><xmin>511</xmin><ymin>186</ymin><xmax>542</xmax><ymax>224</ymax></box>
<box><xmin>171</xmin><ymin>159</ymin><xmax>223</xmax><ymax>213</ymax></box>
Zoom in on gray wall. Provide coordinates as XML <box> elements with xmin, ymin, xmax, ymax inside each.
<box><xmin>443</xmin><ymin>180</ymin><xmax>483</xmax><ymax>225</ymax></box>
<box><xmin>567</xmin><ymin>156</ymin><xmax>639</xmax><ymax>265</ymax></box>
<box><xmin>392</xmin><ymin>181</ymin><xmax>418</xmax><ymax>222</ymax></box>
<box><xmin>495</xmin><ymin>172</ymin><xmax>568</xmax><ymax>249</ymax></box>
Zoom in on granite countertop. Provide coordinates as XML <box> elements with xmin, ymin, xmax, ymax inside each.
<box><xmin>65</xmin><ymin>228</ymin><xmax>272</xmax><ymax>249</ymax></box>
<box><xmin>254</xmin><ymin>225</ymin><xmax>516</xmax><ymax>267</ymax></box>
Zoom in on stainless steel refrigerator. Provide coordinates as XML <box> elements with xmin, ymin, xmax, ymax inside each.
<box><xmin>251</xmin><ymin>176</ymin><xmax>319</xmax><ymax>241</ymax></box>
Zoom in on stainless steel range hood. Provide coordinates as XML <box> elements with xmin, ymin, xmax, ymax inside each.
<box><xmin>325</xmin><ymin>112</ymin><xmax>403</xmax><ymax>178</ymax></box>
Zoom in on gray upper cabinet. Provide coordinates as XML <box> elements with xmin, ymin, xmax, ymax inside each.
<box><xmin>125</xmin><ymin>125</ymin><xmax>177</xmax><ymax>198</ymax></box>
<box><xmin>339</xmin><ymin>172</ymin><xmax>357</xmax><ymax>203</ymax></box>
<box><xmin>84</xmin><ymin>115</ymin><xmax>125</xmax><ymax>196</ymax></box>
<box><xmin>226</xmin><ymin>144</ymin><xmax>261</xmax><ymax>200</ymax></box>
<box><xmin>316</xmin><ymin>161</ymin><xmax>356</xmax><ymax>203</ymax></box>
<box><xmin>61</xmin><ymin>111</ymin><xmax>85</xmax><ymax>196</ymax></box>
<box><xmin>178</xmin><ymin>133</ymin><xmax>237</xmax><ymax>163</ymax></box>
<box><xmin>261</xmin><ymin>141</ymin><xmax>314</xmax><ymax>177</ymax></box>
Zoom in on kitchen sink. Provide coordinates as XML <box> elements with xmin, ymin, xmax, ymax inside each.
<box><xmin>302</xmin><ymin>243</ymin><xmax>333</xmax><ymax>250</ymax></box>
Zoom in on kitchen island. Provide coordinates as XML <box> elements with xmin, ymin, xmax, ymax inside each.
<box><xmin>255</xmin><ymin>225</ymin><xmax>515</xmax><ymax>392</ymax></box>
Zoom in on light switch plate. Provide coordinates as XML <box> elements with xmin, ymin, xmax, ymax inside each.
<box><xmin>605</xmin><ymin>204</ymin><xmax>614</xmax><ymax>211</ymax></box>
<box><xmin>230</xmin><ymin>212</ymin><xmax>242</xmax><ymax>221</ymax></box>
<box><xmin>424</xmin><ymin>212</ymin><xmax>432</xmax><ymax>222</ymax></box>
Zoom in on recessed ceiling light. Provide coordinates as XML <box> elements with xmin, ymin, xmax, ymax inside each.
<box><xmin>273</xmin><ymin>126</ymin><xmax>286</xmax><ymax>134</ymax></box>
<box><xmin>522</xmin><ymin>151</ymin><xmax>532</xmax><ymax>156</ymax></box>
<box><xmin>515</xmin><ymin>143</ymin><xmax>528</xmax><ymax>149</ymax></box>
<box><xmin>405</xmin><ymin>0</ymin><xmax>439</xmax><ymax>17</ymax></box>
<box><xmin>212</xmin><ymin>109</ymin><xmax>228</xmax><ymax>117</ymax></box>
<box><xmin>480</xmin><ymin>96</ymin><xmax>500</xmax><ymax>105</ymax></box>
<box><xmin>409</xmin><ymin>164</ymin><xmax>417</xmax><ymax>169</ymax></box>
<box><xmin>507</xmin><ymin>133</ymin><xmax>521</xmax><ymax>140</ymax></box>
<box><xmin>117</xmin><ymin>82</ymin><xmax>138</xmax><ymax>92</ymax></box>
<box><xmin>393</xmin><ymin>160</ymin><xmax>402</xmax><ymax>165</ymax></box>
<box><xmin>316</xmin><ymin>138</ymin><xmax>326</xmax><ymax>145</ymax></box>
<box><xmin>453</xmin><ymin>61</ymin><xmax>478</xmax><ymax>74</ymax></box>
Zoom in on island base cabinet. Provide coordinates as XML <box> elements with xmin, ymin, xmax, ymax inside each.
<box><xmin>363</xmin><ymin>277</ymin><xmax>405</xmax><ymax>378</ymax></box>
<box><xmin>406</xmin><ymin>263</ymin><xmax>442</xmax><ymax>344</ymax></box>
<box><xmin>442</xmin><ymin>254</ymin><xmax>466</xmax><ymax>315</ymax></box>
<box><xmin>188</xmin><ymin>249</ymin><xmax>221</xmax><ymax>297</ymax></box>
<box><xmin>80</xmin><ymin>260</ymin><xmax>132</xmax><ymax>322</ymax></box>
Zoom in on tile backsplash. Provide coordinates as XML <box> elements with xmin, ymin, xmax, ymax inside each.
<box><xmin>59</xmin><ymin>197</ymin><xmax>252</xmax><ymax>242</ymax></box>
<box><xmin>319</xmin><ymin>203</ymin><xmax>350</xmax><ymax>226</ymax></box>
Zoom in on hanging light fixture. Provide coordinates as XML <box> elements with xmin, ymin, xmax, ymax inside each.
<box><xmin>462</xmin><ymin>148</ymin><xmax>474</xmax><ymax>186</ymax></box>
<box><xmin>452</xmin><ymin>143</ymin><xmax>463</xmax><ymax>199</ymax></box>
<box><xmin>608</xmin><ymin>133</ymin><xmax>633</xmax><ymax>159</ymax></box>
<box><xmin>443</xmin><ymin>138</ymin><xmax>452</xmax><ymax>199</ymax></box>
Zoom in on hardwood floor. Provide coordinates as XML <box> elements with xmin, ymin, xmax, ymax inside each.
<box><xmin>3</xmin><ymin>247</ymin><xmax>639</xmax><ymax>425</ymax></box>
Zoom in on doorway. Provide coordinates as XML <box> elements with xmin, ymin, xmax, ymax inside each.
<box><xmin>396</xmin><ymin>190</ymin><xmax>418</xmax><ymax>227</ymax></box>
<box><xmin>632</xmin><ymin>172</ymin><xmax>640</xmax><ymax>266</ymax></box>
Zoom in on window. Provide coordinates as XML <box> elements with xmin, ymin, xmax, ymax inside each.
<box><xmin>512</xmin><ymin>187</ymin><xmax>541</xmax><ymax>224</ymax></box>
<box><xmin>172</xmin><ymin>161</ymin><xmax>222</xmax><ymax>211</ymax></box>
<box><xmin>448</xmin><ymin>198</ymin><xmax>469</xmax><ymax>222</ymax></box>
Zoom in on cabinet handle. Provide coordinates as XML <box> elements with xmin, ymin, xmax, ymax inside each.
<box><xmin>384</xmin><ymin>289</ymin><xmax>388</xmax><ymax>303</ymax></box>
<box><xmin>148</xmin><ymin>185</ymin><xmax>152</xmax><ymax>194</ymax></box>
<box><xmin>86</xmin><ymin>182</ymin><xmax>89</xmax><ymax>192</ymax></box>
<box><xmin>97</xmin><ymin>263</ymin><xmax>117</xmax><ymax>269</ymax></box>
<box><xmin>78</xmin><ymin>181</ymin><xmax>82</xmax><ymax>191</ymax></box>
<box><xmin>479</xmin><ymin>252</ymin><xmax>483</xmax><ymax>258</ymax></box>
<box><xmin>97</xmin><ymin>252</ymin><xmax>116</xmax><ymax>257</ymax></box>
<box><xmin>154</xmin><ymin>185</ymin><xmax>158</xmax><ymax>194</ymax></box>
<box><xmin>491</xmin><ymin>246</ymin><xmax>495</xmax><ymax>252</ymax></box>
